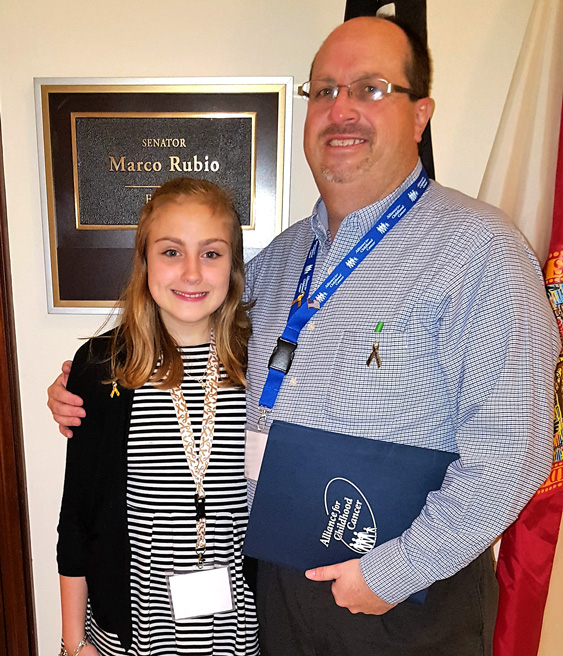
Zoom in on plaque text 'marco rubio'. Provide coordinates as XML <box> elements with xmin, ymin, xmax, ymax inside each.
<box><xmin>72</xmin><ymin>114</ymin><xmax>255</xmax><ymax>229</ymax></box>
<box><xmin>109</xmin><ymin>136</ymin><xmax>221</xmax><ymax>174</ymax></box>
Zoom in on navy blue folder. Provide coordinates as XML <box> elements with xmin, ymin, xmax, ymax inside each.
<box><xmin>243</xmin><ymin>421</ymin><xmax>459</xmax><ymax>604</ymax></box>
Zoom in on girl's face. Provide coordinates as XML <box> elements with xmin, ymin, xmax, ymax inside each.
<box><xmin>146</xmin><ymin>197</ymin><xmax>232</xmax><ymax>345</ymax></box>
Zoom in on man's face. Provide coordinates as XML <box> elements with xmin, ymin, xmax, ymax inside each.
<box><xmin>304</xmin><ymin>18</ymin><xmax>431</xmax><ymax>197</ymax></box>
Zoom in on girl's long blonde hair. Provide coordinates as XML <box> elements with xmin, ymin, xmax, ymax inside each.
<box><xmin>108</xmin><ymin>177</ymin><xmax>251</xmax><ymax>389</ymax></box>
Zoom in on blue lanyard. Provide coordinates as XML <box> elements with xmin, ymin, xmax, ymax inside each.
<box><xmin>257</xmin><ymin>169</ymin><xmax>429</xmax><ymax>426</ymax></box>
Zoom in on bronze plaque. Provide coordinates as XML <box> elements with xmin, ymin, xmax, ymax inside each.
<box><xmin>36</xmin><ymin>79</ymin><xmax>292</xmax><ymax>312</ymax></box>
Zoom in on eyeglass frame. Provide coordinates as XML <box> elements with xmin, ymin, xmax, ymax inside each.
<box><xmin>297</xmin><ymin>76</ymin><xmax>422</xmax><ymax>103</ymax></box>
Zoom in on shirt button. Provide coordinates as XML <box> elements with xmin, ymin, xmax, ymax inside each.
<box><xmin>307</xmin><ymin>322</ymin><xmax>316</xmax><ymax>331</ymax></box>
<box><xmin>327</xmin><ymin>265</ymin><xmax>335</xmax><ymax>274</ymax></box>
<box><xmin>289</xmin><ymin>378</ymin><xmax>298</xmax><ymax>386</ymax></box>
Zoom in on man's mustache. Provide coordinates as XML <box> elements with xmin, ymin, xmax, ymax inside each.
<box><xmin>319</xmin><ymin>124</ymin><xmax>373</xmax><ymax>140</ymax></box>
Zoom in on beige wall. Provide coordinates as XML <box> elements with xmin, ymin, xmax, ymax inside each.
<box><xmin>0</xmin><ymin>0</ymin><xmax>532</xmax><ymax>652</ymax></box>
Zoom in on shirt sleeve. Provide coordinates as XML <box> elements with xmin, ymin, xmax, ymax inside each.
<box><xmin>359</xmin><ymin>231</ymin><xmax>560</xmax><ymax>603</ymax></box>
<box><xmin>244</xmin><ymin>248</ymin><xmax>262</xmax><ymax>305</ymax></box>
<box><xmin>56</xmin><ymin>340</ymin><xmax>104</xmax><ymax>577</ymax></box>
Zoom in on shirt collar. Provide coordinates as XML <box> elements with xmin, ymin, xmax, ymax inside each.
<box><xmin>309</xmin><ymin>160</ymin><xmax>423</xmax><ymax>246</ymax></box>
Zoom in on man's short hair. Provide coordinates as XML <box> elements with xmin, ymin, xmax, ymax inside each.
<box><xmin>384</xmin><ymin>17</ymin><xmax>432</xmax><ymax>99</ymax></box>
<box><xmin>308</xmin><ymin>17</ymin><xmax>432</xmax><ymax>101</ymax></box>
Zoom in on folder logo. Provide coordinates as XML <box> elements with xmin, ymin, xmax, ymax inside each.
<box><xmin>320</xmin><ymin>478</ymin><xmax>377</xmax><ymax>554</ymax></box>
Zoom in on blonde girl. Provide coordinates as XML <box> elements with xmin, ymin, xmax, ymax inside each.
<box><xmin>57</xmin><ymin>178</ymin><xmax>258</xmax><ymax>656</ymax></box>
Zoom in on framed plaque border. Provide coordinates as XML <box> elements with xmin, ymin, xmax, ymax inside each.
<box><xmin>34</xmin><ymin>76</ymin><xmax>293</xmax><ymax>314</ymax></box>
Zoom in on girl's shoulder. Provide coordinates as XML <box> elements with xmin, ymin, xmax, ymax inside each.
<box><xmin>69</xmin><ymin>328</ymin><xmax>119</xmax><ymax>393</ymax></box>
<box><xmin>73</xmin><ymin>328</ymin><xmax>116</xmax><ymax>363</ymax></box>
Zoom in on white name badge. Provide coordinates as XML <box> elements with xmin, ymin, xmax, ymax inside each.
<box><xmin>245</xmin><ymin>427</ymin><xmax>268</xmax><ymax>481</ymax></box>
<box><xmin>166</xmin><ymin>566</ymin><xmax>234</xmax><ymax>620</ymax></box>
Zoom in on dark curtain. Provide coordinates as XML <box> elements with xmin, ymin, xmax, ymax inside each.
<box><xmin>344</xmin><ymin>0</ymin><xmax>435</xmax><ymax>179</ymax></box>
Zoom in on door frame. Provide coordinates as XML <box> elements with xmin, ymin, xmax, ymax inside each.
<box><xmin>0</xmin><ymin>117</ymin><xmax>38</xmax><ymax>655</ymax></box>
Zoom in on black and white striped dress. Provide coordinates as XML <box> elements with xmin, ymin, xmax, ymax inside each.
<box><xmin>87</xmin><ymin>344</ymin><xmax>259</xmax><ymax>655</ymax></box>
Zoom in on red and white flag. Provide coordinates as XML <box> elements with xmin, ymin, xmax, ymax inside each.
<box><xmin>493</xmin><ymin>97</ymin><xmax>563</xmax><ymax>656</ymax></box>
<box><xmin>478</xmin><ymin>2</ymin><xmax>563</xmax><ymax>654</ymax></box>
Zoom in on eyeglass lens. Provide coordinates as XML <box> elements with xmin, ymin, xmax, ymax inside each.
<box><xmin>306</xmin><ymin>78</ymin><xmax>389</xmax><ymax>103</ymax></box>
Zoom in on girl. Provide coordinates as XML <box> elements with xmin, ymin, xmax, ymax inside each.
<box><xmin>57</xmin><ymin>178</ymin><xmax>258</xmax><ymax>656</ymax></box>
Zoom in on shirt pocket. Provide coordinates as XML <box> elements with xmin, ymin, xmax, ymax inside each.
<box><xmin>324</xmin><ymin>327</ymin><xmax>430</xmax><ymax>426</ymax></box>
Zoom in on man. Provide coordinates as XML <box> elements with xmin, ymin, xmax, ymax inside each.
<box><xmin>49</xmin><ymin>17</ymin><xmax>560</xmax><ymax>655</ymax></box>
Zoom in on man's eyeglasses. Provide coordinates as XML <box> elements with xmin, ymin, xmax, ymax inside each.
<box><xmin>297</xmin><ymin>76</ymin><xmax>420</xmax><ymax>103</ymax></box>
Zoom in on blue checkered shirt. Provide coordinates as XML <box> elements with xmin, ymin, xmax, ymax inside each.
<box><xmin>244</xmin><ymin>162</ymin><xmax>560</xmax><ymax>604</ymax></box>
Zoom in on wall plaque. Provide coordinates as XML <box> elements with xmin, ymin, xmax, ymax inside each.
<box><xmin>35</xmin><ymin>77</ymin><xmax>292</xmax><ymax>313</ymax></box>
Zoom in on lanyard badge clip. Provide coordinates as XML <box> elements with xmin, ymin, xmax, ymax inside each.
<box><xmin>256</xmin><ymin>337</ymin><xmax>297</xmax><ymax>431</ymax></box>
<box><xmin>268</xmin><ymin>337</ymin><xmax>297</xmax><ymax>374</ymax></box>
<box><xmin>257</xmin><ymin>406</ymin><xmax>271</xmax><ymax>432</ymax></box>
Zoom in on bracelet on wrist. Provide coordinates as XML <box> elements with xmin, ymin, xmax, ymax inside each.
<box><xmin>58</xmin><ymin>634</ymin><xmax>88</xmax><ymax>656</ymax></box>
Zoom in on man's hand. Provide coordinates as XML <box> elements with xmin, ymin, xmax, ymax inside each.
<box><xmin>305</xmin><ymin>559</ymin><xmax>396</xmax><ymax>615</ymax></box>
<box><xmin>47</xmin><ymin>360</ymin><xmax>85</xmax><ymax>438</ymax></box>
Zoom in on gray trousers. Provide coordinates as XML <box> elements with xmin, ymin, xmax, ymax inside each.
<box><xmin>254</xmin><ymin>550</ymin><xmax>498</xmax><ymax>656</ymax></box>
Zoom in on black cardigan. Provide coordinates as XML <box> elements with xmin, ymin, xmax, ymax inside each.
<box><xmin>57</xmin><ymin>333</ymin><xmax>134</xmax><ymax>650</ymax></box>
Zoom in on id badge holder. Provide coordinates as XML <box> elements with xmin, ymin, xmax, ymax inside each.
<box><xmin>166</xmin><ymin>564</ymin><xmax>235</xmax><ymax>619</ymax></box>
<box><xmin>245</xmin><ymin>424</ymin><xmax>268</xmax><ymax>481</ymax></box>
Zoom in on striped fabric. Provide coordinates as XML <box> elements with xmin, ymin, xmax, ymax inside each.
<box><xmin>88</xmin><ymin>345</ymin><xmax>259</xmax><ymax>655</ymax></box>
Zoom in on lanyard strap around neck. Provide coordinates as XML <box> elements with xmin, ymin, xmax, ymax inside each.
<box><xmin>170</xmin><ymin>332</ymin><xmax>219</xmax><ymax>564</ymax></box>
<box><xmin>257</xmin><ymin>168</ymin><xmax>429</xmax><ymax>425</ymax></box>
